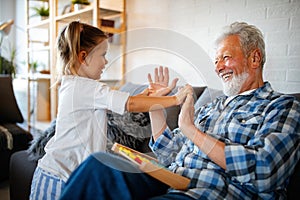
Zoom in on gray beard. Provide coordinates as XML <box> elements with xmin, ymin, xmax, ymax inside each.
<box><xmin>222</xmin><ymin>72</ymin><xmax>249</xmax><ymax>96</ymax></box>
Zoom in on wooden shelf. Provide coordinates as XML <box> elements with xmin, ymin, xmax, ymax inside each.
<box><xmin>99</xmin><ymin>8</ymin><xmax>122</xmax><ymax>19</ymax></box>
<box><xmin>29</xmin><ymin>0</ymin><xmax>49</xmax><ymax>2</ymax></box>
<box><xmin>28</xmin><ymin>73</ymin><xmax>51</xmax><ymax>81</ymax></box>
<box><xmin>26</xmin><ymin>0</ymin><xmax>127</xmax><ymax>123</ymax></box>
<box><xmin>27</xmin><ymin>18</ymin><xmax>50</xmax><ymax>29</ymax></box>
<box><xmin>55</xmin><ymin>7</ymin><xmax>122</xmax><ymax>22</ymax></box>
<box><xmin>55</xmin><ymin>6</ymin><xmax>93</xmax><ymax>22</ymax></box>
<box><xmin>27</xmin><ymin>46</ymin><xmax>50</xmax><ymax>52</ymax></box>
<box><xmin>99</xmin><ymin>26</ymin><xmax>124</xmax><ymax>34</ymax></box>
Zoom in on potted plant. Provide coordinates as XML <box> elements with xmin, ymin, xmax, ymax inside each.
<box><xmin>0</xmin><ymin>44</ymin><xmax>16</xmax><ymax>77</ymax></box>
<box><xmin>0</xmin><ymin>55</ymin><xmax>16</xmax><ymax>76</ymax></box>
<box><xmin>29</xmin><ymin>61</ymin><xmax>39</xmax><ymax>74</ymax></box>
<box><xmin>71</xmin><ymin>0</ymin><xmax>90</xmax><ymax>11</ymax></box>
<box><xmin>31</xmin><ymin>6</ymin><xmax>49</xmax><ymax>20</ymax></box>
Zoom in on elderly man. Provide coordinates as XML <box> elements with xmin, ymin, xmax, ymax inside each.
<box><xmin>60</xmin><ymin>22</ymin><xmax>300</xmax><ymax>200</ymax></box>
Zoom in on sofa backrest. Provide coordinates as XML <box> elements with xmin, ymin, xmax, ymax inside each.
<box><xmin>289</xmin><ymin>93</ymin><xmax>300</xmax><ymax>101</ymax></box>
<box><xmin>165</xmin><ymin>86</ymin><xmax>206</xmax><ymax>130</ymax></box>
<box><xmin>119</xmin><ymin>82</ymin><xmax>206</xmax><ymax>130</ymax></box>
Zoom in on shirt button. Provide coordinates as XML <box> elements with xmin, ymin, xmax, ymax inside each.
<box><xmin>241</xmin><ymin>119</ymin><xmax>246</xmax><ymax>123</ymax></box>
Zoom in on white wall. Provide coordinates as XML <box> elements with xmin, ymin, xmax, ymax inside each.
<box><xmin>0</xmin><ymin>0</ymin><xmax>16</xmax><ymax>61</ymax></box>
<box><xmin>0</xmin><ymin>0</ymin><xmax>27</xmax><ymax>75</ymax></box>
<box><xmin>125</xmin><ymin>0</ymin><xmax>300</xmax><ymax>93</ymax></box>
<box><xmin>2</xmin><ymin>0</ymin><xmax>300</xmax><ymax>93</ymax></box>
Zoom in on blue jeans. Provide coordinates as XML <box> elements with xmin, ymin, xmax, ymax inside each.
<box><xmin>60</xmin><ymin>152</ymin><xmax>194</xmax><ymax>200</ymax></box>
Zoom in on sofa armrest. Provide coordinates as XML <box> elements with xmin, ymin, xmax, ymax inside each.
<box><xmin>9</xmin><ymin>150</ymin><xmax>37</xmax><ymax>200</ymax></box>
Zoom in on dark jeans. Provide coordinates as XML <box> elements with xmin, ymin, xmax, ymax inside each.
<box><xmin>60</xmin><ymin>152</ymin><xmax>194</xmax><ymax>200</ymax></box>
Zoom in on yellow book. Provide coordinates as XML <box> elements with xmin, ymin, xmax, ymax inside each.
<box><xmin>111</xmin><ymin>143</ymin><xmax>190</xmax><ymax>190</ymax></box>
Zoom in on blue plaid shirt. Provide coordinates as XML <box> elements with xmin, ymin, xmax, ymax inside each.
<box><xmin>150</xmin><ymin>82</ymin><xmax>300</xmax><ymax>199</ymax></box>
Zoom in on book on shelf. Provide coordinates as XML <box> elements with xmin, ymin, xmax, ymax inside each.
<box><xmin>111</xmin><ymin>143</ymin><xmax>190</xmax><ymax>190</ymax></box>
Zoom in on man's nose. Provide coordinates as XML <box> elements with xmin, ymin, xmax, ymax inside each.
<box><xmin>215</xmin><ymin>60</ymin><xmax>225</xmax><ymax>74</ymax></box>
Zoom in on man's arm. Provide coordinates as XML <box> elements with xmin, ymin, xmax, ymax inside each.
<box><xmin>180</xmin><ymin>94</ymin><xmax>300</xmax><ymax>190</ymax></box>
<box><xmin>146</xmin><ymin>67</ymin><xmax>179</xmax><ymax>140</ymax></box>
<box><xmin>179</xmin><ymin>94</ymin><xmax>226</xmax><ymax>169</ymax></box>
<box><xmin>150</xmin><ymin>110</ymin><xmax>167</xmax><ymax>140</ymax></box>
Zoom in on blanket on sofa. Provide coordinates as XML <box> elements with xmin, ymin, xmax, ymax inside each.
<box><xmin>27</xmin><ymin>111</ymin><xmax>151</xmax><ymax>161</ymax></box>
<box><xmin>0</xmin><ymin>123</ymin><xmax>32</xmax><ymax>151</ymax></box>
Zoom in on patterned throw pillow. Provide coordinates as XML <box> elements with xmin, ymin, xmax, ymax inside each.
<box><xmin>107</xmin><ymin>82</ymin><xmax>152</xmax><ymax>151</ymax></box>
<box><xmin>27</xmin><ymin>119</ymin><xmax>56</xmax><ymax>161</ymax></box>
<box><xmin>107</xmin><ymin>111</ymin><xmax>151</xmax><ymax>151</ymax></box>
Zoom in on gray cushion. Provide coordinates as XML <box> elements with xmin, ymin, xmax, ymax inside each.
<box><xmin>107</xmin><ymin>83</ymin><xmax>151</xmax><ymax>151</ymax></box>
<box><xmin>194</xmin><ymin>87</ymin><xmax>224</xmax><ymax>118</ymax></box>
<box><xmin>119</xmin><ymin>82</ymin><xmax>148</xmax><ymax>95</ymax></box>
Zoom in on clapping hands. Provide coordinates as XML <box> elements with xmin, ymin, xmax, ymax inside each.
<box><xmin>175</xmin><ymin>84</ymin><xmax>193</xmax><ymax>105</ymax></box>
<box><xmin>145</xmin><ymin>66</ymin><xmax>193</xmax><ymax>104</ymax></box>
<box><xmin>146</xmin><ymin>66</ymin><xmax>178</xmax><ymax>97</ymax></box>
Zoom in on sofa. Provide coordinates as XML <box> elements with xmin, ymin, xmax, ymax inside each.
<box><xmin>9</xmin><ymin>82</ymin><xmax>300</xmax><ymax>200</ymax></box>
<box><xmin>0</xmin><ymin>75</ymin><xmax>32</xmax><ymax>182</ymax></box>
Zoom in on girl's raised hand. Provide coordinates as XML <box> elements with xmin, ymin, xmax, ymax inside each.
<box><xmin>147</xmin><ymin>66</ymin><xmax>178</xmax><ymax>96</ymax></box>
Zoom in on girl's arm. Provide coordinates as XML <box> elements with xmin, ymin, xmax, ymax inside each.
<box><xmin>126</xmin><ymin>85</ymin><xmax>192</xmax><ymax>113</ymax></box>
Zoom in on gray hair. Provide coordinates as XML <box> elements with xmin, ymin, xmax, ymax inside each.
<box><xmin>215</xmin><ymin>22</ymin><xmax>266</xmax><ymax>69</ymax></box>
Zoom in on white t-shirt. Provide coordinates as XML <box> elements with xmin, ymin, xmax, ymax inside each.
<box><xmin>38</xmin><ymin>76</ymin><xmax>130</xmax><ymax>181</ymax></box>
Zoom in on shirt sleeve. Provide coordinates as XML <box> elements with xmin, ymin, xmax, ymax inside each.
<box><xmin>70</xmin><ymin>78</ymin><xmax>129</xmax><ymax>115</ymax></box>
<box><xmin>93</xmin><ymin>83</ymin><xmax>129</xmax><ymax>115</ymax></box>
<box><xmin>225</xmin><ymin>96</ymin><xmax>300</xmax><ymax>192</ymax></box>
<box><xmin>150</xmin><ymin>127</ymin><xmax>188</xmax><ymax>166</ymax></box>
<box><xmin>106</xmin><ymin>90</ymin><xmax>130</xmax><ymax>114</ymax></box>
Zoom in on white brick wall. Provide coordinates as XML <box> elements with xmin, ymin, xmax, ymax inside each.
<box><xmin>126</xmin><ymin>0</ymin><xmax>300</xmax><ymax>93</ymax></box>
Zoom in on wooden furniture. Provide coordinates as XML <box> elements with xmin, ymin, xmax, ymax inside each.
<box><xmin>0</xmin><ymin>75</ymin><xmax>32</xmax><ymax>182</ymax></box>
<box><xmin>25</xmin><ymin>0</ymin><xmax>49</xmax><ymax>127</ymax></box>
<box><xmin>29</xmin><ymin>76</ymin><xmax>51</xmax><ymax>121</ymax></box>
<box><xmin>25</xmin><ymin>0</ymin><xmax>127</xmax><ymax>124</ymax></box>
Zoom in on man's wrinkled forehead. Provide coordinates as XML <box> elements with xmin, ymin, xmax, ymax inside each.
<box><xmin>215</xmin><ymin>35</ymin><xmax>242</xmax><ymax>54</ymax></box>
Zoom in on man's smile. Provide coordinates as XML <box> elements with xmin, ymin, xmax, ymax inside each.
<box><xmin>219</xmin><ymin>70</ymin><xmax>233</xmax><ymax>82</ymax></box>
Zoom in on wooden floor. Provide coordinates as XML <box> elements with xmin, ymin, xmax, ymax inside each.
<box><xmin>0</xmin><ymin>180</ymin><xmax>9</xmax><ymax>200</ymax></box>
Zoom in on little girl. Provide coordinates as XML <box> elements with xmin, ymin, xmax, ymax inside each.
<box><xmin>30</xmin><ymin>21</ymin><xmax>191</xmax><ymax>200</ymax></box>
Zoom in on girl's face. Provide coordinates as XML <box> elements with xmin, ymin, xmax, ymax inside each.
<box><xmin>78</xmin><ymin>39</ymin><xmax>108</xmax><ymax>80</ymax></box>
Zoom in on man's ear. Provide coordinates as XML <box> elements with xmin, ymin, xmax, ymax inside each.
<box><xmin>78</xmin><ymin>51</ymin><xmax>87</xmax><ymax>64</ymax></box>
<box><xmin>249</xmin><ymin>49</ymin><xmax>261</xmax><ymax>69</ymax></box>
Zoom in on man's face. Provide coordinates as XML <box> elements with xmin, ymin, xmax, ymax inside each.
<box><xmin>214</xmin><ymin>35</ymin><xmax>250</xmax><ymax>96</ymax></box>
